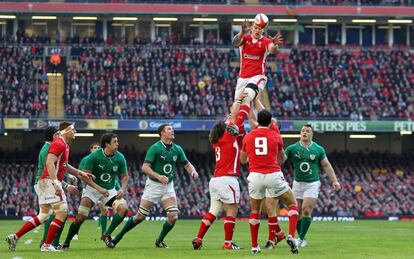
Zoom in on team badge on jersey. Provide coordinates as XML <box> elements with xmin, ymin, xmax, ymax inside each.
<box><xmin>113</xmin><ymin>165</ymin><xmax>118</xmax><ymax>172</ymax></box>
<box><xmin>173</xmin><ymin>156</ymin><xmax>177</xmax><ymax>162</ymax></box>
<box><xmin>310</xmin><ymin>154</ymin><xmax>315</xmax><ymax>160</ymax></box>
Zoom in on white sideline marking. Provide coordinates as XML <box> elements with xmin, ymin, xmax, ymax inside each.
<box><xmin>24</xmin><ymin>239</ymin><xmax>32</xmax><ymax>245</ymax></box>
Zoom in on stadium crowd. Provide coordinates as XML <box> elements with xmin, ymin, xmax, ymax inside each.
<box><xmin>0</xmin><ymin>46</ymin><xmax>48</xmax><ymax>117</ymax></box>
<box><xmin>1</xmin><ymin>150</ymin><xmax>413</xmax><ymax>218</ymax></box>
<box><xmin>1</xmin><ymin>44</ymin><xmax>413</xmax><ymax>120</ymax></box>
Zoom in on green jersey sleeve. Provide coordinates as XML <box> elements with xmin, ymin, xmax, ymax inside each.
<box><xmin>177</xmin><ymin>145</ymin><xmax>189</xmax><ymax>164</ymax></box>
<box><xmin>318</xmin><ymin>145</ymin><xmax>327</xmax><ymax>161</ymax></box>
<box><xmin>284</xmin><ymin>144</ymin><xmax>293</xmax><ymax>160</ymax></box>
<box><xmin>83</xmin><ymin>153</ymin><xmax>95</xmax><ymax>172</ymax></box>
<box><xmin>78</xmin><ymin>155</ymin><xmax>89</xmax><ymax>170</ymax></box>
<box><xmin>144</xmin><ymin>145</ymin><xmax>157</xmax><ymax>164</ymax></box>
<box><xmin>119</xmin><ymin>153</ymin><xmax>127</xmax><ymax>175</ymax></box>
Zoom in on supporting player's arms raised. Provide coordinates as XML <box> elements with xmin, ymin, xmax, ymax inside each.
<box><xmin>232</xmin><ymin>19</ymin><xmax>250</xmax><ymax>47</ymax></box>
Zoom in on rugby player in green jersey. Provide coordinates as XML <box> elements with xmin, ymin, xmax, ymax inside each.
<box><xmin>110</xmin><ymin>124</ymin><xmax>199</xmax><ymax>249</ymax></box>
<box><xmin>282</xmin><ymin>124</ymin><xmax>341</xmax><ymax>247</ymax></box>
<box><xmin>62</xmin><ymin>133</ymin><xmax>129</xmax><ymax>249</ymax></box>
<box><xmin>76</xmin><ymin>142</ymin><xmax>120</xmax><ymax>236</ymax></box>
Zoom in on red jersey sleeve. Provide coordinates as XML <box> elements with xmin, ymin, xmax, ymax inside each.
<box><xmin>277</xmin><ymin>134</ymin><xmax>284</xmax><ymax>151</ymax></box>
<box><xmin>48</xmin><ymin>140</ymin><xmax>65</xmax><ymax>157</ymax></box>
<box><xmin>242</xmin><ymin>135</ymin><xmax>248</xmax><ymax>152</ymax></box>
<box><xmin>240</xmin><ymin>34</ymin><xmax>251</xmax><ymax>46</ymax></box>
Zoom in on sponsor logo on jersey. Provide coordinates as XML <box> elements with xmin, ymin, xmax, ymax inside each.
<box><xmin>243</xmin><ymin>54</ymin><xmax>260</xmax><ymax>60</ymax></box>
<box><xmin>160</xmin><ymin>155</ymin><xmax>166</xmax><ymax>160</ymax></box>
<box><xmin>98</xmin><ymin>164</ymin><xmax>104</xmax><ymax>170</ymax></box>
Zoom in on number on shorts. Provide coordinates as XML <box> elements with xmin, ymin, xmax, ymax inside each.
<box><xmin>255</xmin><ymin>137</ymin><xmax>268</xmax><ymax>155</ymax></box>
<box><xmin>215</xmin><ymin>147</ymin><xmax>220</xmax><ymax>161</ymax></box>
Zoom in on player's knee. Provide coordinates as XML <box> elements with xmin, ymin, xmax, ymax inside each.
<box><xmin>302</xmin><ymin>206</ymin><xmax>313</xmax><ymax>217</ymax></box>
<box><xmin>78</xmin><ymin>205</ymin><xmax>91</xmax><ymax>217</ymax></box>
<box><xmin>37</xmin><ymin>212</ymin><xmax>50</xmax><ymax>223</ymax></box>
<box><xmin>113</xmin><ymin>199</ymin><xmax>127</xmax><ymax>212</ymax></box>
<box><xmin>208</xmin><ymin>200</ymin><xmax>223</xmax><ymax>216</ymax></box>
<box><xmin>165</xmin><ymin>205</ymin><xmax>179</xmax><ymax>221</ymax></box>
<box><xmin>244</xmin><ymin>83</ymin><xmax>259</xmax><ymax>100</ymax></box>
<box><xmin>138</xmin><ymin>206</ymin><xmax>150</xmax><ymax>220</ymax></box>
<box><xmin>167</xmin><ymin>212</ymin><xmax>178</xmax><ymax>224</ymax></box>
<box><xmin>53</xmin><ymin>201</ymin><xmax>68</xmax><ymax>215</ymax></box>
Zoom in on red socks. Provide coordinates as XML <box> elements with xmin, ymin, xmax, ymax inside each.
<box><xmin>288</xmin><ymin>205</ymin><xmax>299</xmax><ymax>237</ymax></box>
<box><xmin>16</xmin><ymin>216</ymin><xmax>41</xmax><ymax>238</ymax></box>
<box><xmin>196</xmin><ymin>212</ymin><xmax>216</xmax><ymax>239</ymax></box>
<box><xmin>267</xmin><ymin>216</ymin><xmax>281</xmax><ymax>242</ymax></box>
<box><xmin>224</xmin><ymin>216</ymin><xmax>236</xmax><ymax>243</ymax></box>
<box><xmin>249</xmin><ymin>213</ymin><xmax>260</xmax><ymax>248</ymax></box>
<box><xmin>235</xmin><ymin>105</ymin><xmax>250</xmax><ymax>126</ymax></box>
<box><xmin>44</xmin><ymin>218</ymin><xmax>64</xmax><ymax>244</ymax></box>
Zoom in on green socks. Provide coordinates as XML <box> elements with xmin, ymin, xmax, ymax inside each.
<box><xmin>99</xmin><ymin>215</ymin><xmax>108</xmax><ymax>235</ymax></box>
<box><xmin>156</xmin><ymin>221</ymin><xmax>176</xmax><ymax>243</ymax></box>
<box><xmin>114</xmin><ymin>217</ymin><xmax>142</xmax><ymax>243</ymax></box>
<box><xmin>296</xmin><ymin>218</ymin><xmax>302</xmax><ymax>237</ymax></box>
<box><xmin>299</xmin><ymin>217</ymin><xmax>312</xmax><ymax>240</ymax></box>
<box><xmin>64</xmin><ymin>222</ymin><xmax>80</xmax><ymax>245</ymax></box>
<box><xmin>105</xmin><ymin>213</ymin><xmax>124</xmax><ymax>235</ymax></box>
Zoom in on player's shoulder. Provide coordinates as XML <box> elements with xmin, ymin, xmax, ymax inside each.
<box><xmin>172</xmin><ymin>142</ymin><xmax>184</xmax><ymax>151</ymax></box>
<box><xmin>148</xmin><ymin>140</ymin><xmax>162</xmax><ymax>150</ymax></box>
<box><xmin>80</xmin><ymin>153</ymin><xmax>90</xmax><ymax>161</ymax></box>
<box><xmin>40</xmin><ymin>142</ymin><xmax>50</xmax><ymax>151</ymax></box>
<box><xmin>114</xmin><ymin>150</ymin><xmax>126</xmax><ymax>159</ymax></box>
<box><xmin>243</xmin><ymin>34</ymin><xmax>252</xmax><ymax>41</ymax></box>
<box><xmin>311</xmin><ymin>142</ymin><xmax>325</xmax><ymax>151</ymax></box>
<box><xmin>261</xmin><ymin>36</ymin><xmax>273</xmax><ymax>43</ymax></box>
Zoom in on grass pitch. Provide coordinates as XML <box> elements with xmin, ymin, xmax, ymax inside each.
<box><xmin>1</xmin><ymin>219</ymin><xmax>413</xmax><ymax>259</ymax></box>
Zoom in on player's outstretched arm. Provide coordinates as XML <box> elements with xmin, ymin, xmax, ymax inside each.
<box><xmin>184</xmin><ymin>162</ymin><xmax>198</xmax><ymax>181</ymax></box>
<box><xmin>142</xmin><ymin>162</ymin><xmax>168</xmax><ymax>184</ymax></box>
<box><xmin>66</xmin><ymin>163</ymin><xmax>95</xmax><ymax>180</ymax></box>
<box><xmin>232</xmin><ymin>19</ymin><xmax>249</xmax><ymax>47</ymax></box>
<box><xmin>268</xmin><ymin>32</ymin><xmax>283</xmax><ymax>54</ymax></box>
<box><xmin>321</xmin><ymin>158</ymin><xmax>341</xmax><ymax>191</ymax></box>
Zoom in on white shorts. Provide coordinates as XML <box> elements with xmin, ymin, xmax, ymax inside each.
<box><xmin>209</xmin><ymin>176</ymin><xmax>240</xmax><ymax>204</ymax></box>
<box><xmin>292</xmin><ymin>180</ymin><xmax>321</xmax><ymax>199</ymax></box>
<box><xmin>82</xmin><ymin>185</ymin><xmax>117</xmax><ymax>205</ymax></box>
<box><xmin>35</xmin><ymin>179</ymin><xmax>67</xmax><ymax>205</ymax></box>
<box><xmin>235</xmin><ymin>75</ymin><xmax>267</xmax><ymax>99</ymax></box>
<box><xmin>247</xmin><ymin>172</ymin><xmax>290</xmax><ymax>200</ymax></box>
<box><xmin>141</xmin><ymin>178</ymin><xmax>176</xmax><ymax>204</ymax></box>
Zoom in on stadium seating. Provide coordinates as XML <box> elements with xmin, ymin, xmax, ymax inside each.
<box><xmin>0</xmin><ymin>46</ymin><xmax>48</xmax><ymax>117</ymax></box>
<box><xmin>0</xmin><ymin>151</ymin><xmax>412</xmax><ymax>217</ymax></box>
<box><xmin>1</xmin><ymin>45</ymin><xmax>413</xmax><ymax>119</ymax></box>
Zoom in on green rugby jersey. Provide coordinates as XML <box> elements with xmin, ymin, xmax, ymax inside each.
<box><xmin>285</xmin><ymin>141</ymin><xmax>326</xmax><ymax>183</ymax></box>
<box><xmin>82</xmin><ymin>149</ymin><xmax>127</xmax><ymax>190</ymax></box>
<box><xmin>144</xmin><ymin>140</ymin><xmax>189</xmax><ymax>183</ymax></box>
<box><xmin>35</xmin><ymin>142</ymin><xmax>50</xmax><ymax>185</ymax></box>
